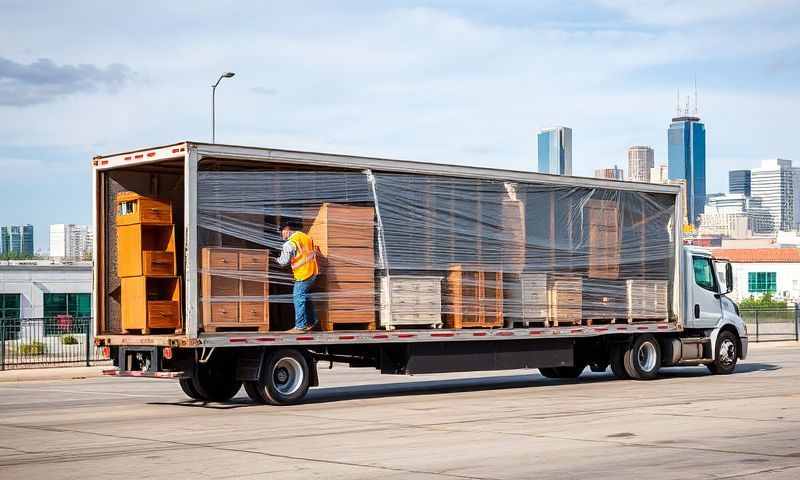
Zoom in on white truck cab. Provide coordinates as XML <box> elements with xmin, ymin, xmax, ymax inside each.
<box><xmin>683</xmin><ymin>246</ymin><xmax>749</xmax><ymax>369</ymax></box>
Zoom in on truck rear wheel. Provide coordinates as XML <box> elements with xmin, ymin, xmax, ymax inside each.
<box><xmin>179</xmin><ymin>378</ymin><xmax>203</xmax><ymax>400</ymax></box>
<box><xmin>623</xmin><ymin>335</ymin><xmax>661</xmax><ymax>380</ymax></box>
<box><xmin>610</xmin><ymin>344</ymin><xmax>629</xmax><ymax>379</ymax></box>
<box><xmin>706</xmin><ymin>330</ymin><xmax>738</xmax><ymax>375</ymax></box>
<box><xmin>188</xmin><ymin>352</ymin><xmax>242</xmax><ymax>402</ymax></box>
<box><xmin>246</xmin><ymin>349</ymin><xmax>310</xmax><ymax>405</ymax></box>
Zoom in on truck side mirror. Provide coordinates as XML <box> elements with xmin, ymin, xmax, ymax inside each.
<box><xmin>725</xmin><ymin>262</ymin><xmax>733</xmax><ymax>294</ymax></box>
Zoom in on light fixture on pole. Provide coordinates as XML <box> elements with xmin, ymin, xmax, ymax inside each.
<box><xmin>211</xmin><ymin>72</ymin><xmax>235</xmax><ymax>143</ymax></box>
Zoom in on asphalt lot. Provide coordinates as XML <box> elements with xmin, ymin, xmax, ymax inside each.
<box><xmin>0</xmin><ymin>342</ymin><xmax>798</xmax><ymax>480</ymax></box>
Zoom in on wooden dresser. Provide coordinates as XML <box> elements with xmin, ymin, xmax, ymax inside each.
<box><xmin>200</xmin><ymin>247</ymin><xmax>269</xmax><ymax>332</ymax></box>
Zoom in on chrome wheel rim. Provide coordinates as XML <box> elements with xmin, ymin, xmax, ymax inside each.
<box><xmin>273</xmin><ymin>357</ymin><xmax>303</xmax><ymax>396</ymax></box>
<box><xmin>719</xmin><ymin>339</ymin><xmax>736</xmax><ymax>366</ymax></box>
<box><xmin>638</xmin><ymin>342</ymin><xmax>657</xmax><ymax>372</ymax></box>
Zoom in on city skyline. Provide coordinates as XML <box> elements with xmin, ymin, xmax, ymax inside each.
<box><xmin>2</xmin><ymin>2</ymin><xmax>800</xmax><ymax>247</ymax></box>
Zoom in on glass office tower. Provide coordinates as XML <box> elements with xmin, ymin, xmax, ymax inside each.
<box><xmin>668</xmin><ymin>116</ymin><xmax>706</xmax><ymax>225</ymax></box>
<box><xmin>0</xmin><ymin>225</ymin><xmax>34</xmax><ymax>257</ymax></box>
<box><xmin>537</xmin><ymin>126</ymin><xmax>572</xmax><ymax>176</ymax></box>
<box><xmin>729</xmin><ymin>170</ymin><xmax>751</xmax><ymax>196</ymax></box>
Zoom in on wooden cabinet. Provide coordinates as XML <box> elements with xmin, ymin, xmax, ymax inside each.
<box><xmin>121</xmin><ymin>277</ymin><xmax>181</xmax><ymax>333</ymax></box>
<box><xmin>380</xmin><ymin>276</ymin><xmax>443</xmax><ymax>329</ymax></box>
<box><xmin>116</xmin><ymin>192</ymin><xmax>181</xmax><ymax>334</ymax></box>
<box><xmin>116</xmin><ymin>192</ymin><xmax>173</xmax><ymax>226</ymax></box>
<box><xmin>200</xmin><ymin>247</ymin><xmax>269</xmax><ymax>332</ymax></box>
<box><xmin>626</xmin><ymin>279</ymin><xmax>668</xmax><ymax>322</ymax></box>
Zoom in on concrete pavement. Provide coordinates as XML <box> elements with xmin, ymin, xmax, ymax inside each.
<box><xmin>0</xmin><ymin>342</ymin><xmax>798</xmax><ymax>479</ymax></box>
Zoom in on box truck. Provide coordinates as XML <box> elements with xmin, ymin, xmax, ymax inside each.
<box><xmin>94</xmin><ymin>142</ymin><xmax>747</xmax><ymax>405</ymax></box>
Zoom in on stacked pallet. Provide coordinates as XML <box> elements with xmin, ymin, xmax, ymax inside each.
<box><xmin>380</xmin><ymin>276</ymin><xmax>443</xmax><ymax>330</ymax></box>
<box><xmin>519</xmin><ymin>273</ymin><xmax>549</xmax><ymax>327</ymax></box>
<box><xmin>307</xmin><ymin>203</ymin><xmax>376</xmax><ymax>331</ymax></box>
<box><xmin>443</xmin><ymin>264</ymin><xmax>503</xmax><ymax>329</ymax></box>
<box><xmin>626</xmin><ymin>279</ymin><xmax>668</xmax><ymax>322</ymax></box>
<box><xmin>200</xmin><ymin>247</ymin><xmax>269</xmax><ymax>332</ymax></box>
<box><xmin>548</xmin><ymin>276</ymin><xmax>582</xmax><ymax>326</ymax></box>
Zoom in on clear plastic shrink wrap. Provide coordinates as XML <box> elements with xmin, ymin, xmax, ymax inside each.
<box><xmin>196</xmin><ymin>169</ymin><xmax>676</xmax><ymax>331</ymax></box>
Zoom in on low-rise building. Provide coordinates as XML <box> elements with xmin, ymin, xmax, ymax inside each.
<box><xmin>0</xmin><ymin>260</ymin><xmax>92</xmax><ymax>320</ymax></box>
<box><xmin>710</xmin><ymin>248</ymin><xmax>800</xmax><ymax>302</ymax></box>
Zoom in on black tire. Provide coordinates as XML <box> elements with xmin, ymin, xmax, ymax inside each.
<box><xmin>249</xmin><ymin>349</ymin><xmax>311</xmax><ymax>405</ymax></box>
<box><xmin>244</xmin><ymin>380</ymin><xmax>268</xmax><ymax>404</ymax></box>
<box><xmin>706</xmin><ymin>330</ymin><xmax>738</xmax><ymax>375</ymax></box>
<box><xmin>610</xmin><ymin>344</ymin><xmax>629</xmax><ymax>379</ymax></box>
<box><xmin>623</xmin><ymin>334</ymin><xmax>661</xmax><ymax>380</ymax></box>
<box><xmin>538</xmin><ymin>367</ymin><xmax>560</xmax><ymax>378</ymax></box>
<box><xmin>190</xmin><ymin>353</ymin><xmax>242</xmax><ymax>402</ymax></box>
<box><xmin>179</xmin><ymin>378</ymin><xmax>204</xmax><ymax>400</ymax></box>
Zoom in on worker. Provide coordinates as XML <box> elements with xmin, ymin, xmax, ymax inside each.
<box><xmin>276</xmin><ymin>221</ymin><xmax>320</xmax><ymax>332</ymax></box>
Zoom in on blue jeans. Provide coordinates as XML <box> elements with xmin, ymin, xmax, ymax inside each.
<box><xmin>293</xmin><ymin>275</ymin><xmax>318</xmax><ymax>329</ymax></box>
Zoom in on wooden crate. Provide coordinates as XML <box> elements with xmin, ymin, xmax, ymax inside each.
<box><xmin>380</xmin><ymin>275</ymin><xmax>443</xmax><ymax>330</ymax></box>
<box><xmin>585</xmin><ymin>200</ymin><xmax>620</xmax><ymax>280</ymax></box>
<box><xmin>626</xmin><ymin>279</ymin><xmax>668</xmax><ymax>322</ymax></box>
<box><xmin>200</xmin><ymin>247</ymin><xmax>269</xmax><ymax>332</ymax></box>
<box><xmin>306</xmin><ymin>203</ymin><xmax>376</xmax><ymax>331</ymax></box>
<box><xmin>582</xmin><ymin>278</ymin><xmax>627</xmax><ymax>324</ymax></box>
<box><xmin>444</xmin><ymin>265</ymin><xmax>503</xmax><ymax>329</ymax></box>
<box><xmin>548</xmin><ymin>277</ymin><xmax>582</xmax><ymax>326</ymax></box>
<box><xmin>519</xmin><ymin>273</ymin><xmax>550</xmax><ymax>327</ymax></box>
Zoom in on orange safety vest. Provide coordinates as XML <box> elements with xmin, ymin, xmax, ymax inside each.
<box><xmin>288</xmin><ymin>231</ymin><xmax>319</xmax><ymax>281</ymax></box>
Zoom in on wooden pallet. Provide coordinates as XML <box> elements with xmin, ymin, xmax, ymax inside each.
<box><xmin>444</xmin><ymin>265</ymin><xmax>503</xmax><ymax>329</ymax></box>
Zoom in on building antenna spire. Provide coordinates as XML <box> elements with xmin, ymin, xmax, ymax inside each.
<box><xmin>676</xmin><ymin>88</ymin><xmax>681</xmax><ymax>116</ymax></box>
<box><xmin>693</xmin><ymin>74</ymin><xmax>698</xmax><ymax>115</ymax></box>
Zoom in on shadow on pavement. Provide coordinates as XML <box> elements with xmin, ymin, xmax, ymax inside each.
<box><xmin>149</xmin><ymin>361</ymin><xmax>779</xmax><ymax>408</ymax></box>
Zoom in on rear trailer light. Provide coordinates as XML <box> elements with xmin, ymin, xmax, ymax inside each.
<box><xmin>102</xmin><ymin>346</ymin><xmax>111</xmax><ymax>359</ymax></box>
<box><xmin>163</xmin><ymin>347</ymin><xmax>173</xmax><ymax>360</ymax></box>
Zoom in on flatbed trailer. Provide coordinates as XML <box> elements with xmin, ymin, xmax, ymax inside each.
<box><xmin>93</xmin><ymin>142</ymin><xmax>748</xmax><ymax>405</ymax></box>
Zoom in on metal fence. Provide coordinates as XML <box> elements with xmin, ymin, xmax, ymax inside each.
<box><xmin>739</xmin><ymin>307</ymin><xmax>800</xmax><ymax>343</ymax></box>
<box><xmin>0</xmin><ymin>317</ymin><xmax>107</xmax><ymax>370</ymax></box>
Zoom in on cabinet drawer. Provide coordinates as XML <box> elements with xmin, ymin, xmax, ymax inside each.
<box><xmin>207</xmin><ymin>249</ymin><xmax>238</xmax><ymax>270</ymax></box>
<box><xmin>210</xmin><ymin>276</ymin><xmax>239</xmax><ymax>297</ymax></box>
<box><xmin>239</xmin><ymin>250</ymin><xmax>268</xmax><ymax>271</ymax></box>
<box><xmin>138</xmin><ymin>199</ymin><xmax>173</xmax><ymax>224</ymax></box>
<box><xmin>239</xmin><ymin>302</ymin><xmax>267</xmax><ymax>324</ymax></box>
<box><xmin>147</xmin><ymin>301</ymin><xmax>180</xmax><ymax>328</ymax></box>
<box><xmin>209</xmin><ymin>302</ymin><xmax>238</xmax><ymax>323</ymax></box>
<box><xmin>142</xmin><ymin>251</ymin><xmax>175</xmax><ymax>276</ymax></box>
<box><xmin>241</xmin><ymin>280</ymin><xmax>267</xmax><ymax>298</ymax></box>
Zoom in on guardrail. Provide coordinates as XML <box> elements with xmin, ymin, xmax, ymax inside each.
<box><xmin>0</xmin><ymin>317</ymin><xmax>106</xmax><ymax>370</ymax></box>
<box><xmin>739</xmin><ymin>307</ymin><xmax>799</xmax><ymax>343</ymax></box>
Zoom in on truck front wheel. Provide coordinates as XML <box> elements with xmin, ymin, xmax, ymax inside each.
<box><xmin>245</xmin><ymin>349</ymin><xmax>310</xmax><ymax>405</ymax></box>
<box><xmin>706</xmin><ymin>330</ymin><xmax>738</xmax><ymax>375</ymax></box>
<box><xmin>623</xmin><ymin>335</ymin><xmax>661</xmax><ymax>380</ymax></box>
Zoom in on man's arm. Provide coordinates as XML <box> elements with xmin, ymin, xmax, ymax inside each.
<box><xmin>276</xmin><ymin>240</ymin><xmax>295</xmax><ymax>266</ymax></box>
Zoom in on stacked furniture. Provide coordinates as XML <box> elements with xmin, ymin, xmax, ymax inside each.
<box><xmin>116</xmin><ymin>192</ymin><xmax>182</xmax><ymax>334</ymax></box>
<box><xmin>626</xmin><ymin>279</ymin><xmax>668</xmax><ymax>322</ymax></box>
<box><xmin>548</xmin><ymin>276</ymin><xmax>582</xmax><ymax>326</ymax></box>
<box><xmin>200</xmin><ymin>247</ymin><xmax>269</xmax><ymax>332</ymax></box>
<box><xmin>443</xmin><ymin>264</ymin><xmax>503</xmax><ymax>329</ymax></box>
<box><xmin>307</xmin><ymin>203</ymin><xmax>376</xmax><ymax>331</ymax></box>
<box><xmin>380</xmin><ymin>276</ymin><xmax>443</xmax><ymax>329</ymax></box>
<box><xmin>519</xmin><ymin>273</ymin><xmax>549</xmax><ymax>327</ymax></box>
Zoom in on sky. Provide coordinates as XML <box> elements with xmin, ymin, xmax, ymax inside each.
<box><xmin>1</xmin><ymin>0</ymin><xmax>799</xmax><ymax>252</ymax></box>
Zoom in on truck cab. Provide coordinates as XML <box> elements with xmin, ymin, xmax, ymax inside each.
<box><xmin>682</xmin><ymin>245</ymin><xmax>748</xmax><ymax>367</ymax></box>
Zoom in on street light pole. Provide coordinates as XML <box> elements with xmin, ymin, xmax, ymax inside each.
<box><xmin>211</xmin><ymin>72</ymin><xmax>235</xmax><ymax>143</ymax></box>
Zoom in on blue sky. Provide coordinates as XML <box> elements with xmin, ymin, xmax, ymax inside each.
<box><xmin>1</xmin><ymin>0</ymin><xmax>799</xmax><ymax>252</ymax></box>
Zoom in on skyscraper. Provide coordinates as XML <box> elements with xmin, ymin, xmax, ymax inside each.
<box><xmin>594</xmin><ymin>165</ymin><xmax>624</xmax><ymax>180</ymax></box>
<box><xmin>0</xmin><ymin>225</ymin><xmax>34</xmax><ymax>257</ymax></box>
<box><xmin>627</xmin><ymin>146</ymin><xmax>654</xmax><ymax>182</ymax></box>
<box><xmin>537</xmin><ymin>126</ymin><xmax>572</xmax><ymax>176</ymax></box>
<box><xmin>729</xmin><ymin>170</ymin><xmax>751</xmax><ymax>196</ymax></box>
<box><xmin>668</xmin><ymin>115</ymin><xmax>706</xmax><ymax>225</ymax></box>
<box><xmin>751</xmin><ymin>159</ymin><xmax>796</xmax><ymax>232</ymax></box>
<box><xmin>650</xmin><ymin>164</ymin><xmax>669</xmax><ymax>184</ymax></box>
<box><xmin>50</xmin><ymin>224</ymin><xmax>94</xmax><ymax>260</ymax></box>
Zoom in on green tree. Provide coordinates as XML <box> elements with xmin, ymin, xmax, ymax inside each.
<box><xmin>739</xmin><ymin>292</ymin><xmax>787</xmax><ymax>310</ymax></box>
